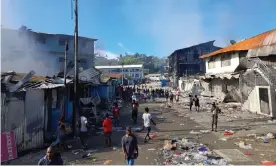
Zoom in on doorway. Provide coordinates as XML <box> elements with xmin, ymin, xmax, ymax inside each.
<box><xmin>259</xmin><ymin>87</ymin><xmax>271</xmax><ymax>115</ymax></box>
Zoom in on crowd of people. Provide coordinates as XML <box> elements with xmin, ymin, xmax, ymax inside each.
<box><xmin>39</xmin><ymin>84</ymin><xmax>221</xmax><ymax>165</ymax></box>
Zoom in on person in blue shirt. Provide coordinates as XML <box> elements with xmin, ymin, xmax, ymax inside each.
<box><xmin>38</xmin><ymin>146</ymin><xmax>63</xmax><ymax>165</ymax></box>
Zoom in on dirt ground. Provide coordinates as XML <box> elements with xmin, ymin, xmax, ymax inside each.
<box><xmin>8</xmin><ymin>98</ymin><xmax>276</xmax><ymax>165</ymax></box>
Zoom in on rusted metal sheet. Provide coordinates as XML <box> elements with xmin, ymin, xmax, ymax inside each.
<box><xmin>1</xmin><ymin>90</ymin><xmax>45</xmax><ymax>152</ymax></box>
<box><xmin>247</xmin><ymin>44</ymin><xmax>276</xmax><ymax>57</ymax></box>
<box><xmin>201</xmin><ymin>29</ymin><xmax>276</xmax><ymax>59</ymax></box>
<box><xmin>23</xmin><ymin>89</ymin><xmax>45</xmax><ymax>151</ymax></box>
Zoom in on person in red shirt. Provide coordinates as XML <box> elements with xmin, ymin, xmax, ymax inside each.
<box><xmin>112</xmin><ymin>103</ymin><xmax>120</xmax><ymax>126</ymax></box>
<box><xmin>102</xmin><ymin>113</ymin><xmax>112</xmax><ymax>147</ymax></box>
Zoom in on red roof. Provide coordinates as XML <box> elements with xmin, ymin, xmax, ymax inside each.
<box><xmin>200</xmin><ymin>29</ymin><xmax>276</xmax><ymax>59</ymax></box>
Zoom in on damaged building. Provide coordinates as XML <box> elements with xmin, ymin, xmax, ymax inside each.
<box><xmin>168</xmin><ymin>41</ymin><xmax>221</xmax><ymax>87</ymax></box>
<box><xmin>200</xmin><ymin>29</ymin><xmax>276</xmax><ymax>118</ymax></box>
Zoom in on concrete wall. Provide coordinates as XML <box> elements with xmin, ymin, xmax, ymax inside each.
<box><xmin>205</xmin><ymin>52</ymin><xmax>240</xmax><ymax>74</ymax></box>
<box><xmin>200</xmin><ymin>78</ymin><xmax>239</xmax><ymax>101</ymax></box>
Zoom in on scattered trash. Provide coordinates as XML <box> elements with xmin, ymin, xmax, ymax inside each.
<box><xmin>152</xmin><ymin>135</ymin><xmax>157</xmax><ymax>139</ymax></box>
<box><xmin>219</xmin><ymin>138</ymin><xmax>228</xmax><ymax>141</ymax></box>
<box><xmin>266</xmin><ymin>133</ymin><xmax>275</xmax><ymax>139</ymax></box>
<box><xmin>244</xmin><ymin>152</ymin><xmax>252</xmax><ymax>156</ymax></box>
<box><xmin>148</xmin><ymin>148</ymin><xmax>156</xmax><ymax>151</ymax></box>
<box><xmin>235</xmin><ymin>141</ymin><xmax>252</xmax><ymax>149</ymax></box>
<box><xmin>180</xmin><ymin>124</ymin><xmax>185</xmax><ymax>126</ymax></box>
<box><xmin>67</xmin><ymin>145</ymin><xmax>72</xmax><ymax>149</ymax></box>
<box><xmin>162</xmin><ymin>138</ymin><xmax>228</xmax><ymax>165</ymax></box>
<box><xmin>199</xmin><ymin>147</ymin><xmax>208</xmax><ymax>152</ymax></box>
<box><xmin>72</xmin><ymin>149</ymin><xmax>84</xmax><ymax>155</ymax></box>
<box><xmin>200</xmin><ymin>130</ymin><xmax>211</xmax><ymax>134</ymax></box>
<box><xmin>112</xmin><ymin>147</ymin><xmax>117</xmax><ymax>150</ymax></box>
<box><xmin>262</xmin><ymin>161</ymin><xmax>276</xmax><ymax>166</ymax></box>
<box><xmin>82</xmin><ymin>153</ymin><xmax>92</xmax><ymax>158</ymax></box>
<box><xmin>104</xmin><ymin>160</ymin><xmax>112</xmax><ymax>165</ymax></box>
<box><xmin>92</xmin><ymin>158</ymin><xmax>97</xmax><ymax>162</ymax></box>
<box><xmin>190</xmin><ymin>130</ymin><xmax>201</xmax><ymax>135</ymax></box>
<box><xmin>224</xmin><ymin>130</ymin><xmax>234</xmax><ymax>136</ymax></box>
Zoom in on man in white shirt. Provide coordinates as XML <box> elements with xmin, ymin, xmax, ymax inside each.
<box><xmin>142</xmin><ymin>107</ymin><xmax>156</xmax><ymax>143</ymax></box>
<box><xmin>78</xmin><ymin>113</ymin><xmax>88</xmax><ymax>149</ymax></box>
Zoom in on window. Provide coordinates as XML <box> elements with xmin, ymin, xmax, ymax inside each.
<box><xmin>36</xmin><ymin>35</ymin><xmax>46</xmax><ymax>44</ymax></box>
<box><xmin>135</xmin><ymin>74</ymin><xmax>139</xmax><ymax>78</ymax></box>
<box><xmin>221</xmin><ymin>54</ymin><xmax>231</xmax><ymax>67</ymax></box>
<box><xmin>135</xmin><ymin>69</ymin><xmax>140</xmax><ymax>72</ymax></box>
<box><xmin>208</xmin><ymin>57</ymin><xmax>216</xmax><ymax>69</ymax></box>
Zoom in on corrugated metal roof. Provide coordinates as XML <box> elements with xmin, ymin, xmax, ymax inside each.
<box><xmin>95</xmin><ymin>64</ymin><xmax>143</xmax><ymax>69</ymax></box>
<box><xmin>79</xmin><ymin>68</ymin><xmax>101</xmax><ymax>82</ymax></box>
<box><xmin>200</xmin><ymin>29</ymin><xmax>276</xmax><ymax>59</ymax></box>
<box><xmin>1</xmin><ymin>72</ymin><xmax>47</xmax><ymax>82</ymax></box>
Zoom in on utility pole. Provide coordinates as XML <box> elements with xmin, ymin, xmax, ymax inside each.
<box><xmin>121</xmin><ymin>63</ymin><xmax>124</xmax><ymax>85</ymax></box>
<box><xmin>73</xmin><ymin>0</ymin><xmax>79</xmax><ymax>135</ymax></box>
<box><xmin>63</xmin><ymin>41</ymin><xmax>68</xmax><ymax>118</ymax></box>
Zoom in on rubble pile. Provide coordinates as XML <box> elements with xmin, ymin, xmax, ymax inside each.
<box><xmin>162</xmin><ymin>138</ymin><xmax>228</xmax><ymax>165</ymax></box>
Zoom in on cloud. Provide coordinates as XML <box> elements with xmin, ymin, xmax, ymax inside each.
<box><xmin>95</xmin><ymin>49</ymin><xmax>119</xmax><ymax>60</ymax></box>
<box><xmin>117</xmin><ymin>42</ymin><xmax>133</xmax><ymax>54</ymax></box>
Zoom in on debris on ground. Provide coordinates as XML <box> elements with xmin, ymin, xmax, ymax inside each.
<box><xmin>148</xmin><ymin>148</ymin><xmax>157</xmax><ymax>151</ymax></box>
<box><xmin>200</xmin><ymin>130</ymin><xmax>211</xmax><ymax>134</ymax></box>
<box><xmin>235</xmin><ymin>141</ymin><xmax>253</xmax><ymax>149</ymax></box>
<box><xmin>190</xmin><ymin>130</ymin><xmax>201</xmax><ymax>135</ymax></box>
<box><xmin>219</xmin><ymin>138</ymin><xmax>228</xmax><ymax>141</ymax></box>
<box><xmin>72</xmin><ymin>149</ymin><xmax>84</xmax><ymax>155</ymax></box>
<box><xmin>224</xmin><ymin>130</ymin><xmax>234</xmax><ymax>136</ymax></box>
<box><xmin>162</xmin><ymin>138</ymin><xmax>228</xmax><ymax>165</ymax></box>
<box><xmin>103</xmin><ymin>160</ymin><xmax>112</xmax><ymax>165</ymax></box>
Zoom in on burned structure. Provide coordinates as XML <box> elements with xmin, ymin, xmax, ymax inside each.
<box><xmin>200</xmin><ymin>29</ymin><xmax>276</xmax><ymax>118</ymax></box>
<box><xmin>168</xmin><ymin>41</ymin><xmax>221</xmax><ymax>87</ymax></box>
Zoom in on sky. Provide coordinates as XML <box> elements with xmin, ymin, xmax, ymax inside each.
<box><xmin>1</xmin><ymin>0</ymin><xmax>276</xmax><ymax>59</ymax></box>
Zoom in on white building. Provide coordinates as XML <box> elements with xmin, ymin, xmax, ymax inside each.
<box><xmin>200</xmin><ymin>29</ymin><xmax>276</xmax><ymax>118</ymax></box>
<box><xmin>95</xmin><ymin>64</ymin><xmax>144</xmax><ymax>79</ymax></box>
<box><xmin>1</xmin><ymin>26</ymin><xmax>96</xmax><ymax>76</ymax></box>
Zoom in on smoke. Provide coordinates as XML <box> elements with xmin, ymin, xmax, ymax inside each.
<box><xmin>1</xmin><ymin>28</ymin><xmax>60</xmax><ymax>76</ymax></box>
<box><xmin>1</xmin><ymin>0</ymin><xmax>60</xmax><ymax>76</ymax></box>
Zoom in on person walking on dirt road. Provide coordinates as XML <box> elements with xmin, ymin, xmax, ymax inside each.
<box><xmin>122</xmin><ymin>127</ymin><xmax>139</xmax><ymax>166</ymax></box>
<box><xmin>142</xmin><ymin>107</ymin><xmax>156</xmax><ymax>143</ymax></box>
<box><xmin>211</xmin><ymin>102</ymin><xmax>221</xmax><ymax>132</ymax></box>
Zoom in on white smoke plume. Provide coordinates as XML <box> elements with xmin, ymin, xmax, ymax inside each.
<box><xmin>1</xmin><ymin>0</ymin><xmax>61</xmax><ymax>76</ymax></box>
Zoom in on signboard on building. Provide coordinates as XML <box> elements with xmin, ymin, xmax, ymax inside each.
<box><xmin>1</xmin><ymin>131</ymin><xmax>18</xmax><ymax>162</ymax></box>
